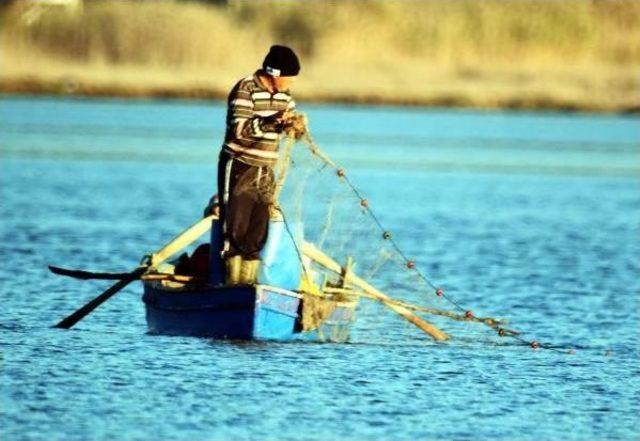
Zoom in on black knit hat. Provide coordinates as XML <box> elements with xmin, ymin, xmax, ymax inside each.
<box><xmin>262</xmin><ymin>45</ymin><xmax>300</xmax><ymax>77</ymax></box>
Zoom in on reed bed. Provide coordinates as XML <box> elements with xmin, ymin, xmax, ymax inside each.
<box><xmin>1</xmin><ymin>0</ymin><xmax>639</xmax><ymax>112</ymax></box>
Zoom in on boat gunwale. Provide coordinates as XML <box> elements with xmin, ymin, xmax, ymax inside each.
<box><xmin>142</xmin><ymin>281</ymin><xmax>359</xmax><ymax>309</ymax></box>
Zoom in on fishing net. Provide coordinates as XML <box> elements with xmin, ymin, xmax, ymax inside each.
<box><xmin>270</xmin><ymin>115</ymin><xmax>535</xmax><ymax>347</ymax></box>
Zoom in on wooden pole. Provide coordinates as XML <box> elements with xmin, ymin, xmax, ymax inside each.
<box><xmin>301</xmin><ymin>242</ymin><xmax>449</xmax><ymax>341</ymax></box>
<box><xmin>141</xmin><ymin>273</ymin><xmax>194</xmax><ymax>283</ymax></box>
<box><xmin>325</xmin><ymin>286</ymin><xmax>506</xmax><ymax>327</ymax></box>
<box><xmin>151</xmin><ymin>216</ymin><xmax>215</xmax><ymax>266</ymax></box>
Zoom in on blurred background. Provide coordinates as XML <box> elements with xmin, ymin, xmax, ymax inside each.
<box><xmin>1</xmin><ymin>0</ymin><xmax>639</xmax><ymax>111</ymax></box>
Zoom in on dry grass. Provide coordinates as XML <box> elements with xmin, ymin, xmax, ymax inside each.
<box><xmin>1</xmin><ymin>0</ymin><xmax>639</xmax><ymax>112</ymax></box>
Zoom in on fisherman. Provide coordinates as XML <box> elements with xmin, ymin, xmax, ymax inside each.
<box><xmin>215</xmin><ymin>45</ymin><xmax>302</xmax><ymax>286</ymax></box>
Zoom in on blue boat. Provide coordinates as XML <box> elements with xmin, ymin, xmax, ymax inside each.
<box><xmin>142</xmin><ymin>283</ymin><xmax>357</xmax><ymax>342</ymax></box>
<box><xmin>141</xmin><ymin>219</ymin><xmax>360</xmax><ymax>342</ymax></box>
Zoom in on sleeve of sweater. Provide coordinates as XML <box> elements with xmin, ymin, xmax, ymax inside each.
<box><xmin>228</xmin><ymin>82</ymin><xmax>286</xmax><ymax>140</ymax></box>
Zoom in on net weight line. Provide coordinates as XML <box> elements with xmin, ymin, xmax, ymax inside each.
<box><xmin>291</xmin><ymin>123</ymin><xmax>570</xmax><ymax>353</ymax></box>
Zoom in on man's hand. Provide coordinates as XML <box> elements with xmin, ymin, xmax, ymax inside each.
<box><xmin>261</xmin><ymin>110</ymin><xmax>292</xmax><ymax>132</ymax></box>
<box><xmin>283</xmin><ymin>110</ymin><xmax>296</xmax><ymax>121</ymax></box>
<box><xmin>282</xmin><ymin>112</ymin><xmax>307</xmax><ymax>140</ymax></box>
<box><xmin>276</xmin><ymin>109</ymin><xmax>295</xmax><ymax>125</ymax></box>
<box><xmin>203</xmin><ymin>194</ymin><xmax>220</xmax><ymax>218</ymax></box>
<box><xmin>261</xmin><ymin>110</ymin><xmax>306</xmax><ymax>139</ymax></box>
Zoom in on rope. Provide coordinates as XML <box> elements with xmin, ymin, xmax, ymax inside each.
<box><xmin>294</xmin><ymin>124</ymin><xmax>570</xmax><ymax>353</ymax></box>
<box><xmin>277</xmin><ymin>206</ymin><xmax>313</xmax><ymax>286</ymax></box>
<box><xmin>302</xmin><ymin>130</ymin><xmax>463</xmax><ymax>307</ymax></box>
<box><xmin>273</xmin><ymin>136</ymin><xmax>296</xmax><ymax>203</ymax></box>
<box><xmin>341</xmin><ymin>171</ymin><xmax>465</xmax><ymax>311</ymax></box>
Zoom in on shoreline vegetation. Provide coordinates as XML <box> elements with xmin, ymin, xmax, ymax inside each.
<box><xmin>1</xmin><ymin>0</ymin><xmax>639</xmax><ymax>113</ymax></box>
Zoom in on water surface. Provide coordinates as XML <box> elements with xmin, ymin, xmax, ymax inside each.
<box><xmin>1</xmin><ymin>96</ymin><xmax>639</xmax><ymax>441</ymax></box>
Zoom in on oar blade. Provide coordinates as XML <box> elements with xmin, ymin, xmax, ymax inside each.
<box><xmin>48</xmin><ymin>265</ymin><xmax>130</xmax><ymax>280</ymax></box>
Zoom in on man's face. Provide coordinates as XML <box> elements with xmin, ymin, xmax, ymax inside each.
<box><xmin>273</xmin><ymin>76</ymin><xmax>295</xmax><ymax>92</ymax></box>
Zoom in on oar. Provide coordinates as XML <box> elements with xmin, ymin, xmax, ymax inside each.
<box><xmin>53</xmin><ymin>215</ymin><xmax>214</xmax><ymax>329</ymax></box>
<box><xmin>300</xmin><ymin>242</ymin><xmax>449</xmax><ymax>341</ymax></box>
<box><xmin>324</xmin><ymin>286</ymin><xmax>508</xmax><ymax>328</ymax></box>
<box><xmin>141</xmin><ymin>273</ymin><xmax>194</xmax><ymax>283</ymax></box>
<box><xmin>49</xmin><ymin>266</ymin><xmax>132</xmax><ymax>280</ymax></box>
<box><xmin>53</xmin><ymin>267</ymin><xmax>147</xmax><ymax>329</ymax></box>
<box><xmin>49</xmin><ymin>266</ymin><xmax>199</xmax><ymax>284</ymax></box>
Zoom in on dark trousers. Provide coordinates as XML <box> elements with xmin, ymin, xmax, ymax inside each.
<box><xmin>217</xmin><ymin>150</ymin><xmax>274</xmax><ymax>260</ymax></box>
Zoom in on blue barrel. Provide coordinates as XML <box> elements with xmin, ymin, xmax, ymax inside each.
<box><xmin>209</xmin><ymin>219</ymin><xmax>303</xmax><ymax>291</ymax></box>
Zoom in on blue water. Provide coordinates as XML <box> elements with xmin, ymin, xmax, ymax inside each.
<box><xmin>1</xmin><ymin>96</ymin><xmax>639</xmax><ymax>441</ymax></box>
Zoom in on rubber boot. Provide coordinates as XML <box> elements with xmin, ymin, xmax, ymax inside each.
<box><xmin>240</xmin><ymin>260</ymin><xmax>260</xmax><ymax>285</ymax></box>
<box><xmin>225</xmin><ymin>255</ymin><xmax>242</xmax><ymax>286</ymax></box>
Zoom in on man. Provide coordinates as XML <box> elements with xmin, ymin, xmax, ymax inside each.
<box><xmin>216</xmin><ymin>45</ymin><xmax>301</xmax><ymax>286</ymax></box>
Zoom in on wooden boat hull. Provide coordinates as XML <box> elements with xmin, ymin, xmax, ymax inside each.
<box><xmin>142</xmin><ymin>282</ymin><xmax>357</xmax><ymax>342</ymax></box>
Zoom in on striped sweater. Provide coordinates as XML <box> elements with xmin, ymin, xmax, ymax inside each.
<box><xmin>222</xmin><ymin>71</ymin><xmax>296</xmax><ymax>167</ymax></box>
